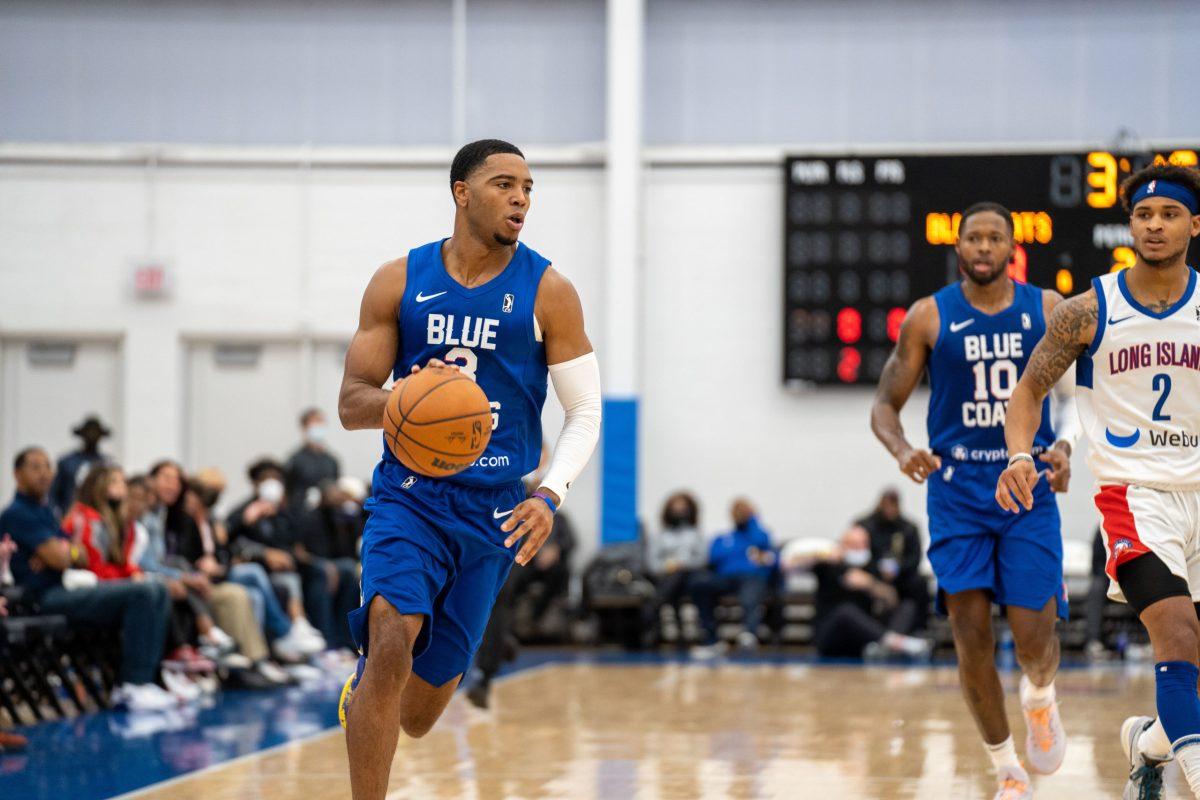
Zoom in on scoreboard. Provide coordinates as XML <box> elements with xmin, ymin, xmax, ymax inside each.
<box><xmin>782</xmin><ymin>147</ymin><xmax>1200</xmax><ymax>386</ymax></box>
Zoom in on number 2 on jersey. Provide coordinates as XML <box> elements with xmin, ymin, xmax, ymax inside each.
<box><xmin>1152</xmin><ymin>373</ymin><xmax>1172</xmax><ymax>421</ymax></box>
<box><xmin>444</xmin><ymin>347</ymin><xmax>501</xmax><ymax>430</ymax></box>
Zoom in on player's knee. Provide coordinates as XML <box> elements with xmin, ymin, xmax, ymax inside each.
<box><xmin>1013</xmin><ymin>631</ymin><xmax>1056</xmax><ymax>666</ymax></box>
<box><xmin>399</xmin><ymin>709</ymin><xmax>438</xmax><ymax>739</ymax></box>
<box><xmin>1155</xmin><ymin>622</ymin><xmax>1200</xmax><ymax>664</ymax></box>
<box><xmin>949</xmin><ymin>615</ymin><xmax>994</xmax><ymax>659</ymax></box>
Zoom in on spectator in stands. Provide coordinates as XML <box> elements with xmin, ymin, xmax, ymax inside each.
<box><xmin>788</xmin><ymin>524</ymin><xmax>930</xmax><ymax>660</ymax></box>
<box><xmin>181</xmin><ymin>467</ymin><xmax>323</xmax><ymax>664</ymax></box>
<box><xmin>1084</xmin><ymin>526</ymin><xmax>1112</xmax><ymax>660</ymax></box>
<box><xmin>641</xmin><ymin>491</ymin><xmax>706</xmax><ymax>646</ymax></box>
<box><xmin>62</xmin><ymin>465</ymin><xmax>139</xmax><ymax>581</ymax></box>
<box><xmin>855</xmin><ymin>488</ymin><xmax>930</xmax><ymax>632</ymax></box>
<box><xmin>49</xmin><ymin>415</ymin><xmax>113</xmax><ymax>519</ymax></box>
<box><xmin>285</xmin><ymin>408</ymin><xmax>340</xmax><ymax>514</ymax></box>
<box><xmin>227</xmin><ymin>458</ymin><xmax>329</xmax><ymax>650</ymax></box>
<box><xmin>130</xmin><ymin>473</ymin><xmax>289</xmax><ymax>688</ymax></box>
<box><xmin>1</xmin><ymin>447</ymin><xmax>175</xmax><ymax>711</ymax></box>
<box><xmin>294</xmin><ymin>476</ymin><xmax>364</xmax><ymax>650</ymax></box>
<box><xmin>690</xmin><ymin>498</ymin><xmax>776</xmax><ymax>656</ymax></box>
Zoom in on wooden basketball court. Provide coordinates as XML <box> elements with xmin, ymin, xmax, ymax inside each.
<box><xmin>117</xmin><ymin>659</ymin><xmax>1182</xmax><ymax>799</ymax></box>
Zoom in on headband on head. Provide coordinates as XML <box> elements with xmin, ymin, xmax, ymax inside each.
<box><xmin>1131</xmin><ymin>179</ymin><xmax>1200</xmax><ymax>215</ymax></box>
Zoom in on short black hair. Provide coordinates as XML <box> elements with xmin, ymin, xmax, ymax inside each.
<box><xmin>247</xmin><ymin>457</ymin><xmax>285</xmax><ymax>483</ymax></box>
<box><xmin>13</xmin><ymin>446</ymin><xmax>46</xmax><ymax>471</ymax></box>
<box><xmin>960</xmin><ymin>201</ymin><xmax>1014</xmax><ymax>235</ymax></box>
<box><xmin>1120</xmin><ymin>164</ymin><xmax>1200</xmax><ymax>214</ymax></box>
<box><xmin>450</xmin><ymin>139</ymin><xmax>525</xmax><ymax>190</ymax></box>
<box><xmin>299</xmin><ymin>407</ymin><xmax>323</xmax><ymax>428</ymax></box>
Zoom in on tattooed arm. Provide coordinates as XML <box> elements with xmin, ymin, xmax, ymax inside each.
<box><xmin>870</xmin><ymin>296</ymin><xmax>941</xmax><ymax>483</ymax></box>
<box><xmin>996</xmin><ymin>289</ymin><xmax>1098</xmax><ymax>512</ymax></box>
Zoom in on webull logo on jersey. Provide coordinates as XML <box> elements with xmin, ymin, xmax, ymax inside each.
<box><xmin>961</xmin><ymin>332</ymin><xmax>1025</xmax><ymax>429</ymax></box>
<box><xmin>426</xmin><ymin>314</ymin><xmax>500</xmax><ymax>350</ymax></box>
<box><xmin>1105</xmin><ymin>426</ymin><xmax>1200</xmax><ymax>449</ymax></box>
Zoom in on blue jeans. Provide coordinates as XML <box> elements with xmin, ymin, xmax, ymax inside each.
<box><xmin>690</xmin><ymin>572</ymin><xmax>769</xmax><ymax>644</ymax></box>
<box><xmin>37</xmin><ymin>580</ymin><xmax>171</xmax><ymax>685</ymax></box>
<box><xmin>228</xmin><ymin>562</ymin><xmax>292</xmax><ymax>639</ymax></box>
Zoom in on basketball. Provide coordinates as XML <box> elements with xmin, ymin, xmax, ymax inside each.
<box><xmin>383</xmin><ymin>366</ymin><xmax>492</xmax><ymax>477</ymax></box>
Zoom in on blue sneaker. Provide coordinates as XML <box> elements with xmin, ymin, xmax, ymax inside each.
<box><xmin>339</xmin><ymin>655</ymin><xmax>366</xmax><ymax>730</ymax></box>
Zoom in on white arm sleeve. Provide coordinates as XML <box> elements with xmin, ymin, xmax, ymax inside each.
<box><xmin>1050</xmin><ymin>361</ymin><xmax>1080</xmax><ymax>451</ymax></box>
<box><xmin>540</xmin><ymin>351</ymin><xmax>602</xmax><ymax>505</ymax></box>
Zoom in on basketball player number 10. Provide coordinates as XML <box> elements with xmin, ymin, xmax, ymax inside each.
<box><xmin>445</xmin><ymin>347</ymin><xmax>502</xmax><ymax>430</ymax></box>
<box><xmin>971</xmin><ymin>359</ymin><xmax>1018</xmax><ymax>401</ymax></box>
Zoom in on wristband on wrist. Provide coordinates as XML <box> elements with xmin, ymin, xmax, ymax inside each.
<box><xmin>1007</xmin><ymin>452</ymin><xmax>1034</xmax><ymax>467</ymax></box>
<box><xmin>532</xmin><ymin>490</ymin><xmax>558</xmax><ymax>514</ymax></box>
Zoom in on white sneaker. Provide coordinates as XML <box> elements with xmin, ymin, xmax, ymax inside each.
<box><xmin>113</xmin><ymin>682</ymin><xmax>177</xmax><ymax>712</ymax></box>
<box><xmin>216</xmin><ymin>652</ymin><xmax>254</xmax><ymax>671</ymax></box>
<box><xmin>273</xmin><ymin>625</ymin><xmax>323</xmax><ymax>661</ymax></box>
<box><xmin>689</xmin><ymin>641</ymin><xmax>729</xmax><ymax>660</ymax></box>
<box><xmin>293</xmin><ymin>617</ymin><xmax>325</xmax><ymax>642</ymax></box>
<box><xmin>1021</xmin><ymin>676</ymin><xmax>1066</xmax><ymax>774</ymax></box>
<box><xmin>200</xmin><ymin>626</ymin><xmax>236</xmax><ymax>654</ymax></box>
<box><xmin>284</xmin><ymin>663</ymin><xmax>324</xmax><ymax>684</ymax></box>
<box><xmin>161</xmin><ymin>669</ymin><xmax>202</xmax><ymax>702</ymax></box>
<box><xmin>256</xmin><ymin>660</ymin><xmax>293</xmax><ymax>685</ymax></box>
<box><xmin>993</xmin><ymin>764</ymin><xmax>1033</xmax><ymax>800</ymax></box>
<box><xmin>736</xmin><ymin>631</ymin><xmax>758</xmax><ymax>650</ymax></box>
<box><xmin>1121</xmin><ymin>716</ymin><xmax>1167</xmax><ymax>800</ymax></box>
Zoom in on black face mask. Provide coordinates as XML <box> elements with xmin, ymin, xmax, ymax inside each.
<box><xmin>108</xmin><ymin>497</ymin><xmax>122</xmax><ymax>511</ymax></box>
<box><xmin>664</xmin><ymin>513</ymin><xmax>689</xmax><ymax>529</ymax></box>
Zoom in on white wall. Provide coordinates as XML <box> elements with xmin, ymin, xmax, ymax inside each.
<box><xmin>0</xmin><ymin>156</ymin><xmax>1104</xmax><ymax>560</ymax></box>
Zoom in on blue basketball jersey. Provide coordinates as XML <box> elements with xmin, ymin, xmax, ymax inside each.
<box><xmin>926</xmin><ymin>280</ymin><xmax>1056</xmax><ymax>463</ymax></box>
<box><xmin>375</xmin><ymin>238</ymin><xmax>551</xmax><ymax>491</ymax></box>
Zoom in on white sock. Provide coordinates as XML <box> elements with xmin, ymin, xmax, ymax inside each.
<box><xmin>1174</xmin><ymin>738</ymin><xmax>1200</xmax><ymax>795</ymax></box>
<box><xmin>1139</xmin><ymin>717</ymin><xmax>1173</xmax><ymax>762</ymax></box>
<box><xmin>984</xmin><ymin>736</ymin><xmax>1023</xmax><ymax>773</ymax></box>
<box><xmin>1019</xmin><ymin>674</ymin><xmax>1055</xmax><ymax>709</ymax></box>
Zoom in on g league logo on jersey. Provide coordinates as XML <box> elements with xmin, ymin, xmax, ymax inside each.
<box><xmin>503</xmin><ymin>294</ymin><xmax>515</xmax><ymax>314</ymax></box>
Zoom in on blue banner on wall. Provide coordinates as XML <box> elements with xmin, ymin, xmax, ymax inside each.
<box><xmin>601</xmin><ymin>397</ymin><xmax>637</xmax><ymax>544</ymax></box>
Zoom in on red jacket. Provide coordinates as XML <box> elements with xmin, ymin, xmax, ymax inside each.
<box><xmin>62</xmin><ymin>502</ymin><xmax>140</xmax><ymax>581</ymax></box>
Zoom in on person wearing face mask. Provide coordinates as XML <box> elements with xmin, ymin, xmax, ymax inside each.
<box><xmin>285</xmin><ymin>409</ymin><xmax>341</xmax><ymax>514</ymax></box>
<box><xmin>641</xmin><ymin>491</ymin><xmax>706</xmax><ymax>646</ymax></box>
<box><xmin>295</xmin><ymin>476</ymin><xmax>365</xmax><ymax>651</ymax></box>
<box><xmin>795</xmin><ymin>524</ymin><xmax>931</xmax><ymax>660</ymax></box>
<box><xmin>689</xmin><ymin>498</ymin><xmax>777</xmax><ymax>657</ymax></box>
<box><xmin>227</xmin><ymin>458</ymin><xmax>329</xmax><ymax>654</ymax></box>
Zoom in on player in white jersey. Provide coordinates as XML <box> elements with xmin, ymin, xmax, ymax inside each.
<box><xmin>997</xmin><ymin>164</ymin><xmax>1200</xmax><ymax>800</ymax></box>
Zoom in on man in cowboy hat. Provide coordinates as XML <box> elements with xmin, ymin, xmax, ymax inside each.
<box><xmin>49</xmin><ymin>415</ymin><xmax>113</xmax><ymax>518</ymax></box>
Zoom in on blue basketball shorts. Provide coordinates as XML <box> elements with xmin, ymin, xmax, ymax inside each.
<box><xmin>926</xmin><ymin>460</ymin><xmax>1068</xmax><ymax>620</ymax></box>
<box><xmin>348</xmin><ymin>465</ymin><xmax>524</xmax><ymax>687</ymax></box>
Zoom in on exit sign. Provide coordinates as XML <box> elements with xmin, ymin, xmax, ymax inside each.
<box><xmin>131</xmin><ymin>263</ymin><xmax>171</xmax><ymax>298</ymax></box>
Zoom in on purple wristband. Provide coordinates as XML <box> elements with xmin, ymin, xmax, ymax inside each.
<box><xmin>533</xmin><ymin>491</ymin><xmax>558</xmax><ymax>514</ymax></box>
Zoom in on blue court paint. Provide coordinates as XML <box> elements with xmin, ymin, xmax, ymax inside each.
<box><xmin>601</xmin><ymin>397</ymin><xmax>638</xmax><ymax>544</ymax></box>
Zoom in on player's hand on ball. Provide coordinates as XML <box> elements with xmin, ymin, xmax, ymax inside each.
<box><xmin>896</xmin><ymin>447</ymin><xmax>941</xmax><ymax>483</ymax></box>
<box><xmin>502</xmin><ymin>495</ymin><xmax>556</xmax><ymax>566</ymax></box>
<box><xmin>996</xmin><ymin>460</ymin><xmax>1041</xmax><ymax>513</ymax></box>
<box><xmin>409</xmin><ymin>358</ymin><xmax>458</xmax><ymax>374</ymax></box>
<box><xmin>1039</xmin><ymin>447</ymin><xmax>1071</xmax><ymax>493</ymax></box>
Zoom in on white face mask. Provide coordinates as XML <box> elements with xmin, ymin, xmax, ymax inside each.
<box><xmin>306</xmin><ymin>424</ymin><xmax>328</xmax><ymax>445</ymax></box>
<box><xmin>258</xmin><ymin>478</ymin><xmax>285</xmax><ymax>505</ymax></box>
<box><xmin>843</xmin><ymin>549</ymin><xmax>872</xmax><ymax>568</ymax></box>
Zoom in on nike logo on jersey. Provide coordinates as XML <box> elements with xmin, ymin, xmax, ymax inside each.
<box><xmin>415</xmin><ymin>291</ymin><xmax>447</xmax><ymax>303</ymax></box>
<box><xmin>493</xmin><ymin>507</ymin><xmax>514</xmax><ymax>519</ymax></box>
<box><xmin>1108</xmin><ymin>315</ymin><xmax>1135</xmax><ymax>326</ymax></box>
<box><xmin>949</xmin><ymin>319</ymin><xmax>975</xmax><ymax>333</ymax></box>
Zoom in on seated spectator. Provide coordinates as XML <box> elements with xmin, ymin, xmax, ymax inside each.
<box><xmin>856</xmin><ymin>488</ymin><xmax>930</xmax><ymax>633</ymax></box>
<box><xmin>787</xmin><ymin>525</ymin><xmax>930</xmax><ymax>660</ymax></box>
<box><xmin>1</xmin><ymin>447</ymin><xmax>175</xmax><ymax>711</ymax></box>
<box><xmin>132</xmin><ymin>471</ymin><xmax>289</xmax><ymax>688</ymax></box>
<box><xmin>181</xmin><ymin>467</ymin><xmax>322</xmax><ymax>664</ymax></box>
<box><xmin>690</xmin><ymin>498</ymin><xmax>777</xmax><ymax>656</ymax></box>
<box><xmin>49</xmin><ymin>415</ymin><xmax>113</xmax><ymax>519</ymax></box>
<box><xmin>641</xmin><ymin>491</ymin><xmax>706</xmax><ymax>645</ymax></box>
<box><xmin>62</xmin><ymin>465</ymin><xmax>139</xmax><ymax>581</ymax></box>
<box><xmin>285</xmin><ymin>408</ymin><xmax>340</xmax><ymax>514</ymax></box>
<box><xmin>294</xmin><ymin>476</ymin><xmax>363</xmax><ymax>651</ymax></box>
<box><xmin>226</xmin><ymin>458</ymin><xmax>329</xmax><ymax>651</ymax></box>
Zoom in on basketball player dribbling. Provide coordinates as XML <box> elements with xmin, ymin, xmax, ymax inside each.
<box><xmin>336</xmin><ymin>139</ymin><xmax>602</xmax><ymax>800</ymax></box>
<box><xmin>999</xmin><ymin>165</ymin><xmax>1200</xmax><ymax>800</ymax></box>
<box><xmin>872</xmin><ymin>202</ymin><xmax>1079</xmax><ymax>799</ymax></box>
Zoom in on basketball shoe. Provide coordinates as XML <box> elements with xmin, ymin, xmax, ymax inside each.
<box><xmin>1021</xmin><ymin>675</ymin><xmax>1065</xmax><ymax>774</ymax></box>
<box><xmin>993</xmin><ymin>764</ymin><xmax>1032</xmax><ymax>800</ymax></box>
<box><xmin>1121</xmin><ymin>716</ymin><xmax>1166</xmax><ymax>800</ymax></box>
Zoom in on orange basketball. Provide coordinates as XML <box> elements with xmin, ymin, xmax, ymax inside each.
<box><xmin>383</xmin><ymin>367</ymin><xmax>492</xmax><ymax>477</ymax></box>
